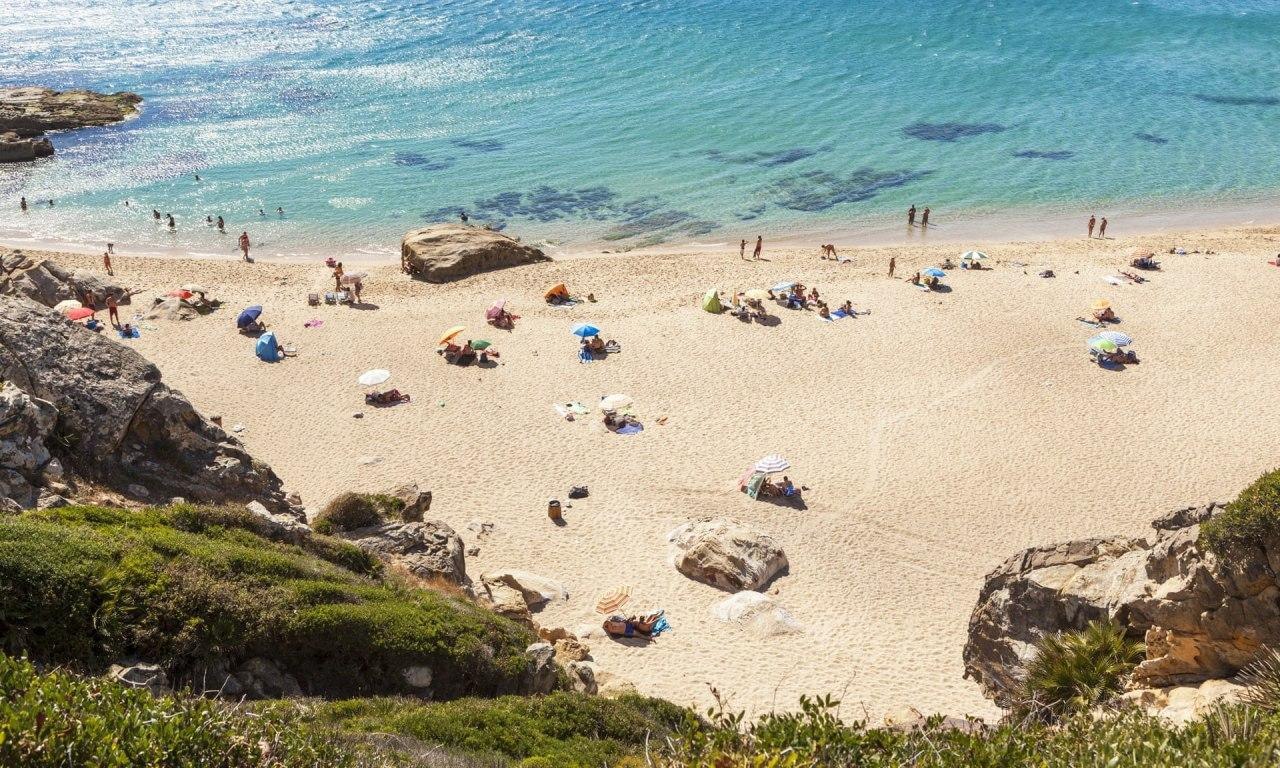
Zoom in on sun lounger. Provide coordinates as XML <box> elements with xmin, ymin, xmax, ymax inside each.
<box><xmin>307</xmin><ymin>293</ymin><xmax>320</xmax><ymax>306</ymax></box>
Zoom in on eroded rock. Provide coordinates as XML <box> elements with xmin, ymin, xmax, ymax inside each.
<box><xmin>402</xmin><ymin>224</ymin><xmax>549</xmax><ymax>283</ymax></box>
<box><xmin>668</xmin><ymin>518</ymin><xmax>788</xmax><ymax>591</ymax></box>
<box><xmin>1</xmin><ymin>259</ymin><xmax>131</xmax><ymax>308</ymax></box>
<box><xmin>342</xmin><ymin>520</ymin><xmax>467</xmax><ymax>584</ymax></box>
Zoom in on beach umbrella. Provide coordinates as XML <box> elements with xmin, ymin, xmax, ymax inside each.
<box><xmin>357</xmin><ymin>369</ymin><xmax>391</xmax><ymax>387</ymax></box>
<box><xmin>754</xmin><ymin>454</ymin><xmax>790</xmax><ymax>474</ymax></box>
<box><xmin>468</xmin><ymin>339</ymin><xmax>493</xmax><ymax>350</ymax></box>
<box><xmin>600</xmin><ymin>394</ymin><xmax>633</xmax><ymax>412</ymax></box>
<box><xmin>65</xmin><ymin>307</ymin><xmax>94</xmax><ymax>321</ymax></box>
<box><xmin>1088</xmin><ymin>336</ymin><xmax>1119</xmax><ymax>353</ymax></box>
<box><xmin>595</xmin><ymin>586</ymin><xmax>632</xmax><ymax>614</ymax></box>
<box><xmin>181</xmin><ymin>283</ymin><xmax>207</xmax><ymax>294</ymax></box>
<box><xmin>485</xmin><ymin>300</ymin><xmax>506</xmax><ymax>320</ymax></box>
<box><xmin>744</xmin><ymin>288</ymin><xmax>770</xmax><ymax>301</ymax></box>
<box><xmin>961</xmin><ymin>250</ymin><xmax>987</xmax><ymax>261</ymax></box>
<box><xmin>923</xmin><ymin>267</ymin><xmax>946</xmax><ymax>278</ymax></box>
<box><xmin>236</xmin><ymin>305</ymin><xmax>263</xmax><ymax>328</ymax></box>
<box><xmin>1091</xmin><ymin>299</ymin><xmax>1111</xmax><ymax>311</ymax></box>
<box><xmin>1098</xmin><ymin>331</ymin><xmax>1132</xmax><ymax>347</ymax></box>
<box><xmin>571</xmin><ymin>323</ymin><xmax>600</xmax><ymax>338</ymax></box>
<box><xmin>53</xmin><ymin>299</ymin><xmax>82</xmax><ymax>313</ymax></box>
<box><xmin>771</xmin><ymin>281</ymin><xmax>795</xmax><ymax>293</ymax></box>
<box><xmin>438</xmin><ymin>325</ymin><xmax>465</xmax><ymax>345</ymax></box>
<box><xmin>340</xmin><ymin>272</ymin><xmax>366</xmax><ymax>286</ymax></box>
<box><xmin>1131</xmin><ymin>248</ymin><xmax>1155</xmax><ymax>258</ymax></box>
<box><xmin>544</xmin><ymin>283</ymin><xmax>568</xmax><ymax>300</ymax></box>
<box><xmin>701</xmin><ymin>289</ymin><xmax>723</xmax><ymax>313</ymax></box>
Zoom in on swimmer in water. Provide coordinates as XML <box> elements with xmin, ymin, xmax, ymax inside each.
<box><xmin>167</xmin><ymin>214</ymin><xmax>175</xmax><ymax>229</ymax></box>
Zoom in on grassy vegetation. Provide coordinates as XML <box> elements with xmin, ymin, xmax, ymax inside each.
<box><xmin>1201</xmin><ymin>468</ymin><xmax>1280</xmax><ymax>556</ymax></box>
<box><xmin>0</xmin><ymin>504</ymin><xmax>536</xmax><ymax>698</ymax></box>
<box><xmin>310</xmin><ymin>692</ymin><xmax>694</xmax><ymax>767</ymax></box>
<box><xmin>314</xmin><ymin>492</ymin><xmax>409</xmax><ymax>534</ymax></box>
<box><xmin>0</xmin><ymin>652</ymin><xmax>377</xmax><ymax>768</ymax></box>
<box><xmin>1015</xmin><ymin>621</ymin><xmax>1145</xmax><ymax>722</ymax></box>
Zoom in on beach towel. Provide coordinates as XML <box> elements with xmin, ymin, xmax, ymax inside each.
<box><xmin>616</xmin><ymin>423</ymin><xmax>644</xmax><ymax>435</ymax></box>
<box><xmin>830</xmin><ymin>309</ymin><xmax>849</xmax><ymax>319</ymax></box>
<box><xmin>304</xmin><ymin>319</ymin><xmax>324</xmax><ymax>329</ymax></box>
<box><xmin>578</xmin><ymin>347</ymin><xmax>593</xmax><ymax>363</ymax></box>
<box><xmin>1103</xmin><ymin>275</ymin><xmax>1124</xmax><ymax>285</ymax></box>
<box><xmin>117</xmin><ymin>327</ymin><xmax>140</xmax><ymax>339</ymax></box>
<box><xmin>650</xmin><ymin>613</ymin><xmax>671</xmax><ymax>637</ymax></box>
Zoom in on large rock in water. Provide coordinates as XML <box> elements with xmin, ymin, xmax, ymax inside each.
<box><xmin>0</xmin><ymin>294</ymin><xmax>289</xmax><ymax>511</ymax></box>
<box><xmin>0</xmin><ymin>131</ymin><xmax>53</xmax><ymax>163</ymax></box>
<box><xmin>0</xmin><ymin>86</ymin><xmax>141</xmax><ymax>136</ymax></box>
<box><xmin>401</xmin><ymin>224</ymin><xmax>549</xmax><ymax>283</ymax></box>
<box><xmin>962</xmin><ymin>502</ymin><xmax>1280</xmax><ymax>708</ymax></box>
<box><xmin>1</xmin><ymin>259</ymin><xmax>132</xmax><ymax>307</ymax></box>
<box><xmin>667</xmin><ymin>518</ymin><xmax>788</xmax><ymax>591</ymax></box>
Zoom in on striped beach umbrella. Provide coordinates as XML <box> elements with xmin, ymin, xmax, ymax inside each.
<box><xmin>596</xmin><ymin>586</ymin><xmax>632</xmax><ymax>614</ymax></box>
<box><xmin>1098</xmin><ymin>331</ymin><xmax>1132</xmax><ymax>347</ymax></box>
<box><xmin>961</xmin><ymin>250</ymin><xmax>988</xmax><ymax>260</ymax></box>
<box><xmin>754</xmin><ymin>454</ymin><xmax>791</xmax><ymax>474</ymax></box>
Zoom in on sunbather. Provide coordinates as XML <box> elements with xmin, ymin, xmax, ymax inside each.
<box><xmin>1119</xmin><ymin>270</ymin><xmax>1146</xmax><ymax>283</ymax></box>
<box><xmin>365</xmin><ymin>389</ymin><xmax>411</xmax><ymax>405</ymax></box>
<box><xmin>1092</xmin><ymin>307</ymin><xmax>1117</xmax><ymax>323</ymax></box>
<box><xmin>908</xmin><ymin>271</ymin><xmax>921</xmax><ymax>286</ymax></box>
<box><xmin>1131</xmin><ymin>256</ymin><xmax>1159</xmax><ymax>270</ymax></box>
<box><xmin>817</xmin><ymin>301</ymin><xmax>830</xmax><ymax>319</ymax></box>
<box><xmin>603</xmin><ymin>611</ymin><xmax>664</xmax><ymax>638</ymax></box>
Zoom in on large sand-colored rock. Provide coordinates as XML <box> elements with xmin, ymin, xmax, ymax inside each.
<box><xmin>668</xmin><ymin>518</ymin><xmax>788</xmax><ymax>591</ymax></box>
<box><xmin>401</xmin><ymin>224</ymin><xmax>549</xmax><ymax>282</ymax></box>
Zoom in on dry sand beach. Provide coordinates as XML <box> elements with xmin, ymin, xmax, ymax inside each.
<box><xmin>9</xmin><ymin>224</ymin><xmax>1280</xmax><ymax>720</ymax></box>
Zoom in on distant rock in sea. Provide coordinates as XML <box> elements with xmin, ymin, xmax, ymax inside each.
<box><xmin>0</xmin><ymin>86</ymin><xmax>141</xmax><ymax>163</ymax></box>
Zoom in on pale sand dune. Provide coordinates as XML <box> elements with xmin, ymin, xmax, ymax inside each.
<box><xmin>11</xmin><ymin>225</ymin><xmax>1280</xmax><ymax>719</ymax></box>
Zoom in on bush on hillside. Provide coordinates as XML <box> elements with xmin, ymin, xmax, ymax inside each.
<box><xmin>1015</xmin><ymin>621</ymin><xmax>1144</xmax><ymax>722</ymax></box>
<box><xmin>1201</xmin><ymin>468</ymin><xmax>1280</xmax><ymax>556</ymax></box>
<box><xmin>0</xmin><ymin>653</ymin><xmax>371</xmax><ymax>768</ymax></box>
<box><xmin>314</xmin><ymin>493</ymin><xmax>407</xmax><ymax>534</ymax></box>
<box><xmin>313</xmin><ymin>692</ymin><xmax>695</xmax><ymax>768</ymax></box>
<box><xmin>0</xmin><ymin>505</ymin><xmax>534</xmax><ymax>699</ymax></box>
<box><xmin>1239</xmin><ymin>648</ymin><xmax>1280</xmax><ymax>713</ymax></box>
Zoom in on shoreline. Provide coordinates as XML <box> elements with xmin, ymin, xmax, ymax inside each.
<box><xmin>3</xmin><ymin>192</ymin><xmax>1280</xmax><ymax>266</ymax></box>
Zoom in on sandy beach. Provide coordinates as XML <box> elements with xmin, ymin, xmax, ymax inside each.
<box><xmin>9</xmin><ymin>223</ymin><xmax>1280</xmax><ymax>720</ymax></box>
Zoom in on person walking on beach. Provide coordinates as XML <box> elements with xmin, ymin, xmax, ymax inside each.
<box><xmin>921</xmin><ymin>207</ymin><xmax>931</xmax><ymax>227</ymax></box>
<box><xmin>239</xmin><ymin>231</ymin><xmax>251</xmax><ymax>261</ymax></box>
<box><xmin>888</xmin><ymin>256</ymin><xmax>896</xmax><ymax>277</ymax></box>
<box><xmin>217</xmin><ymin>215</ymin><xmax>225</xmax><ymax>233</ymax></box>
<box><xmin>1099</xmin><ymin>217</ymin><xmax>1108</xmax><ymax>238</ymax></box>
<box><xmin>103</xmin><ymin>251</ymin><xmax>113</xmax><ymax>276</ymax></box>
<box><xmin>106</xmin><ymin>294</ymin><xmax>119</xmax><ymax>327</ymax></box>
<box><xmin>19</xmin><ymin>197</ymin><xmax>27</xmax><ymax>212</ymax></box>
<box><xmin>907</xmin><ymin>205</ymin><xmax>916</xmax><ymax>226</ymax></box>
<box><xmin>752</xmin><ymin>235</ymin><xmax>762</xmax><ymax>261</ymax></box>
<box><xmin>1087</xmin><ymin>215</ymin><xmax>1096</xmax><ymax>238</ymax></box>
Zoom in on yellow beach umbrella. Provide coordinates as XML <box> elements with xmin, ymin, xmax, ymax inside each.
<box><xmin>438</xmin><ymin>325</ymin><xmax>466</xmax><ymax>346</ymax></box>
<box><xmin>744</xmin><ymin>289</ymin><xmax>770</xmax><ymax>301</ymax></box>
<box><xmin>1091</xmin><ymin>299</ymin><xmax>1111</xmax><ymax>311</ymax></box>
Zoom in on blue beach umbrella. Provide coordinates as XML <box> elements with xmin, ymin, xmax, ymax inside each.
<box><xmin>771</xmin><ymin>281</ymin><xmax>795</xmax><ymax>293</ymax></box>
<box><xmin>571</xmin><ymin>323</ymin><xmax>600</xmax><ymax>338</ymax></box>
<box><xmin>236</xmin><ymin>305</ymin><xmax>263</xmax><ymax>328</ymax></box>
<box><xmin>923</xmin><ymin>267</ymin><xmax>946</xmax><ymax>278</ymax></box>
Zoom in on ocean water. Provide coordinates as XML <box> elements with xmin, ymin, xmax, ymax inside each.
<box><xmin>2</xmin><ymin>0</ymin><xmax>1279</xmax><ymax>258</ymax></box>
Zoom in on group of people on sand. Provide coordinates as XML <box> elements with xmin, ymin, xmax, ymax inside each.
<box><xmin>1087</xmin><ymin>215</ymin><xmax>1110</xmax><ymax>239</ymax></box>
<box><xmin>739</xmin><ymin>236</ymin><xmax>764</xmax><ymax>261</ymax></box>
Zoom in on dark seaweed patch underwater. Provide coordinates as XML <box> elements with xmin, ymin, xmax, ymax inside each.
<box><xmin>450</xmin><ymin>137</ymin><xmax>506</xmax><ymax>152</ymax></box>
<box><xmin>392</xmin><ymin>152</ymin><xmax>456</xmax><ymax>171</ymax></box>
<box><xmin>1133</xmin><ymin>132</ymin><xmax>1169</xmax><ymax>145</ymax></box>
<box><xmin>765</xmin><ymin>169</ymin><xmax>932</xmax><ymax>212</ymax></box>
<box><xmin>902</xmin><ymin>122</ymin><xmax>1007</xmax><ymax>142</ymax></box>
<box><xmin>702</xmin><ymin>146</ymin><xmax>828</xmax><ymax>168</ymax></box>
<box><xmin>1193</xmin><ymin>94</ymin><xmax>1279</xmax><ymax>107</ymax></box>
<box><xmin>1013</xmin><ymin>150</ymin><xmax>1075</xmax><ymax>160</ymax></box>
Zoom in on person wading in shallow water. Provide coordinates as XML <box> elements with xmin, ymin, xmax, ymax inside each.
<box><xmin>921</xmin><ymin>207</ymin><xmax>931</xmax><ymax>227</ymax></box>
<box><xmin>239</xmin><ymin>231</ymin><xmax>251</xmax><ymax>261</ymax></box>
<box><xmin>907</xmin><ymin>204</ymin><xmax>916</xmax><ymax>226</ymax></box>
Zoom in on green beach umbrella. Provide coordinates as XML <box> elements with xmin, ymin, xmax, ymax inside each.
<box><xmin>1088</xmin><ymin>336</ymin><xmax>1118</xmax><ymax>353</ymax></box>
<box><xmin>468</xmin><ymin>339</ymin><xmax>493</xmax><ymax>350</ymax></box>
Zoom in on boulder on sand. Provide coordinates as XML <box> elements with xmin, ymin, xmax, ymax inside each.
<box><xmin>667</xmin><ymin>518</ymin><xmax>788</xmax><ymax>591</ymax></box>
<box><xmin>342</xmin><ymin>520</ymin><xmax>468</xmax><ymax>585</ymax></box>
<box><xmin>0</xmin><ymin>294</ymin><xmax>290</xmax><ymax>512</ymax></box>
<box><xmin>401</xmin><ymin>224</ymin><xmax>549</xmax><ymax>283</ymax></box>
<box><xmin>1</xmin><ymin>259</ymin><xmax>132</xmax><ymax>308</ymax></box>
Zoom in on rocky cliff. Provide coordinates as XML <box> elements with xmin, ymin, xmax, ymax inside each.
<box><xmin>0</xmin><ymin>86</ymin><xmax>141</xmax><ymax>163</ymax></box>
<box><xmin>964</xmin><ymin>501</ymin><xmax>1279</xmax><ymax>708</ymax></box>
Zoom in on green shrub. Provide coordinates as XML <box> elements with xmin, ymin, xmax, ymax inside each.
<box><xmin>0</xmin><ymin>505</ymin><xmax>534</xmax><ymax>699</ymax></box>
<box><xmin>0</xmin><ymin>652</ymin><xmax>368</xmax><ymax>768</ymax></box>
<box><xmin>314</xmin><ymin>493</ymin><xmax>405</xmax><ymax>534</ymax></box>
<box><xmin>1240</xmin><ymin>648</ymin><xmax>1280</xmax><ymax>713</ymax></box>
<box><xmin>1016</xmin><ymin>621</ymin><xmax>1144</xmax><ymax>722</ymax></box>
<box><xmin>517</xmin><ymin>758</ymin><xmax>553</xmax><ymax>768</ymax></box>
<box><xmin>1201</xmin><ymin>468</ymin><xmax>1280</xmax><ymax>556</ymax></box>
<box><xmin>314</xmin><ymin>692</ymin><xmax>693</xmax><ymax>767</ymax></box>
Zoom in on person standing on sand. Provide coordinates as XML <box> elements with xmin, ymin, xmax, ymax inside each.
<box><xmin>103</xmin><ymin>251</ymin><xmax>113</xmax><ymax>276</ymax></box>
<box><xmin>334</xmin><ymin>261</ymin><xmax>344</xmax><ymax>291</ymax></box>
<box><xmin>888</xmin><ymin>256</ymin><xmax>896</xmax><ymax>277</ymax></box>
<box><xmin>907</xmin><ymin>205</ymin><xmax>916</xmax><ymax>226</ymax></box>
<box><xmin>19</xmin><ymin>197</ymin><xmax>27</xmax><ymax>212</ymax></box>
<box><xmin>239</xmin><ymin>231</ymin><xmax>251</xmax><ymax>261</ymax></box>
<box><xmin>753</xmin><ymin>235</ymin><xmax>762</xmax><ymax>261</ymax></box>
<box><xmin>1087</xmin><ymin>215</ymin><xmax>1096</xmax><ymax>238</ymax></box>
<box><xmin>1099</xmin><ymin>217</ymin><xmax>1108</xmax><ymax>238</ymax></box>
<box><xmin>739</xmin><ymin>239</ymin><xmax>747</xmax><ymax>260</ymax></box>
<box><xmin>921</xmin><ymin>207</ymin><xmax>931</xmax><ymax>227</ymax></box>
<box><xmin>106</xmin><ymin>295</ymin><xmax>119</xmax><ymax>327</ymax></box>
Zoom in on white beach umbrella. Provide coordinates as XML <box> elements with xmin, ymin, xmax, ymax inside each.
<box><xmin>357</xmin><ymin>369</ymin><xmax>391</xmax><ymax>387</ymax></box>
<box><xmin>53</xmin><ymin>299</ymin><xmax>82</xmax><ymax>312</ymax></box>
<box><xmin>600</xmin><ymin>394</ymin><xmax>633</xmax><ymax>412</ymax></box>
<box><xmin>340</xmin><ymin>272</ymin><xmax>367</xmax><ymax>286</ymax></box>
<box><xmin>754</xmin><ymin>454</ymin><xmax>791</xmax><ymax>474</ymax></box>
<box><xmin>961</xmin><ymin>250</ymin><xmax>987</xmax><ymax>260</ymax></box>
<box><xmin>182</xmin><ymin>283</ymin><xmax>207</xmax><ymax>293</ymax></box>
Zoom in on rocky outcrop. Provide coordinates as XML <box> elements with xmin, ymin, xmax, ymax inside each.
<box><xmin>667</xmin><ymin>518</ymin><xmax>788</xmax><ymax>591</ymax></box>
<box><xmin>342</xmin><ymin>520</ymin><xmax>467</xmax><ymax>584</ymax></box>
<box><xmin>478</xmin><ymin>570</ymin><xmax>568</xmax><ymax>622</ymax></box>
<box><xmin>962</xmin><ymin>502</ymin><xmax>1280</xmax><ymax>708</ymax></box>
<box><xmin>0</xmin><ymin>87</ymin><xmax>141</xmax><ymax>163</ymax></box>
<box><xmin>1</xmin><ymin>259</ymin><xmax>132</xmax><ymax>308</ymax></box>
<box><xmin>108</xmin><ymin>661</ymin><xmax>171</xmax><ymax>697</ymax></box>
<box><xmin>0</xmin><ymin>294</ymin><xmax>289</xmax><ymax>512</ymax></box>
<box><xmin>0</xmin><ymin>382</ymin><xmax>58</xmax><ymax>508</ymax></box>
<box><xmin>1115</xmin><ymin>678</ymin><xmax>1245</xmax><ymax>725</ymax></box>
<box><xmin>388</xmin><ymin>481</ymin><xmax>432</xmax><ymax>522</ymax></box>
<box><xmin>401</xmin><ymin>224</ymin><xmax>549</xmax><ymax>283</ymax></box>
<box><xmin>0</xmin><ymin>131</ymin><xmax>52</xmax><ymax>163</ymax></box>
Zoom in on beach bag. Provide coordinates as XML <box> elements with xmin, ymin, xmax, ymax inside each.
<box><xmin>568</xmin><ymin>486</ymin><xmax>589</xmax><ymax>499</ymax></box>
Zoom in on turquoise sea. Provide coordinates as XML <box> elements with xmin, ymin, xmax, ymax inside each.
<box><xmin>2</xmin><ymin>0</ymin><xmax>1279</xmax><ymax>258</ymax></box>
